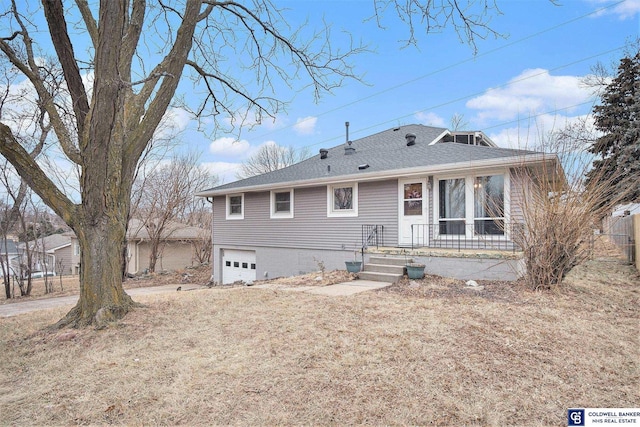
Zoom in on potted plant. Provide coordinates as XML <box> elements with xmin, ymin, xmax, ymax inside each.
<box><xmin>345</xmin><ymin>248</ymin><xmax>362</xmax><ymax>273</ymax></box>
<box><xmin>405</xmin><ymin>262</ymin><xmax>425</xmax><ymax>279</ymax></box>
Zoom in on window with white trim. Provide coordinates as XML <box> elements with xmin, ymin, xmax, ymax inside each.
<box><xmin>438</xmin><ymin>178</ymin><xmax>466</xmax><ymax>235</ymax></box>
<box><xmin>435</xmin><ymin>172</ymin><xmax>509</xmax><ymax>237</ymax></box>
<box><xmin>327</xmin><ymin>183</ymin><xmax>358</xmax><ymax>217</ymax></box>
<box><xmin>270</xmin><ymin>189</ymin><xmax>294</xmax><ymax>219</ymax></box>
<box><xmin>226</xmin><ymin>194</ymin><xmax>244</xmax><ymax>220</ymax></box>
<box><xmin>474</xmin><ymin>175</ymin><xmax>505</xmax><ymax>235</ymax></box>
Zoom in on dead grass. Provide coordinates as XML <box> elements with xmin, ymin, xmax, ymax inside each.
<box><xmin>0</xmin><ymin>257</ymin><xmax>638</xmax><ymax>425</ymax></box>
<box><xmin>0</xmin><ymin>265</ymin><xmax>213</xmax><ymax>305</ymax></box>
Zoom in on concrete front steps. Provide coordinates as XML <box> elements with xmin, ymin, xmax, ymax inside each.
<box><xmin>357</xmin><ymin>256</ymin><xmax>410</xmax><ymax>283</ymax></box>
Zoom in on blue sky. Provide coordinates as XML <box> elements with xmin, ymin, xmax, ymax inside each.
<box><xmin>187</xmin><ymin>0</ymin><xmax>639</xmax><ymax>184</ymax></box>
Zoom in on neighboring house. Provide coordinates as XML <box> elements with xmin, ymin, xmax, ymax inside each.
<box><xmin>124</xmin><ymin>219</ymin><xmax>209</xmax><ymax>275</ymax></box>
<box><xmin>22</xmin><ymin>232</ymin><xmax>76</xmax><ymax>276</ymax></box>
<box><xmin>0</xmin><ymin>239</ymin><xmax>21</xmax><ymax>277</ymax></box>
<box><xmin>197</xmin><ymin>124</ymin><xmax>560</xmax><ymax>284</ymax></box>
<box><xmin>612</xmin><ymin>203</ymin><xmax>640</xmax><ymax>217</ymax></box>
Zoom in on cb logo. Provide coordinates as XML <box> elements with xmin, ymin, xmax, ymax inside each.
<box><xmin>568</xmin><ymin>409</ymin><xmax>585</xmax><ymax>426</ymax></box>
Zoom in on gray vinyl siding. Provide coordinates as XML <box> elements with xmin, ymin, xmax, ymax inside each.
<box><xmin>509</xmin><ymin>168</ymin><xmax>525</xmax><ymax>224</ymax></box>
<box><xmin>213</xmin><ymin>179</ymin><xmax>398</xmax><ymax>251</ymax></box>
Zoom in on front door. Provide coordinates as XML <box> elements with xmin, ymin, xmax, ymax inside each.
<box><xmin>398</xmin><ymin>178</ymin><xmax>428</xmax><ymax>247</ymax></box>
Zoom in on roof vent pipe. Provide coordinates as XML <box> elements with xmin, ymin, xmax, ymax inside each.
<box><xmin>319</xmin><ymin>148</ymin><xmax>328</xmax><ymax>159</ymax></box>
<box><xmin>345</xmin><ymin>121</ymin><xmax>349</xmax><ymax>143</ymax></box>
<box><xmin>405</xmin><ymin>133</ymin><xmax>417</xmax><ymax>146</ymax></box>
<box><xmin>345</xmin><ymin>140</ymin><xmax>355</xmax><ymax>155</ymax></box>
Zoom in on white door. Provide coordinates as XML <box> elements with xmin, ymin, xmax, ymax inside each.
<box><xmin>222</xmin><ymin>249</ymin><xmax>256</xmax><ymax>284</ymax></box>
<box><xmin>398</xmin><ymin>178</ymin><xmax>428</xmax><ymax>247</ymax></box>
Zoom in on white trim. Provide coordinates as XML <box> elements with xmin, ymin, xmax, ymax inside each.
<box><xmin>226</xmin><ymin>193</ymin><xmax>244</xmax><ymax>220</ymax></box>
<box><xmin>270</xmin><ymin>189</ymin><xmax>294</xmax><ymax>219</ymax></box>
<box><xmin>398</xmin><ymin>178</ymin><xmax>428</xmax><ymax>247</ymax></box>
<box><xmin>427</xmin><ymin>130</ymin><xmax>451</xmax><ymax>145</ymax></box>
<box><xmin>433</xmin><ymin>169</ymin><xmax>510</xmax><ymax>240</ymax></box>
<box><xmin>327</xmin><ymin>182</ymin><xmax>358</xmax><ymax>218</ymax></box>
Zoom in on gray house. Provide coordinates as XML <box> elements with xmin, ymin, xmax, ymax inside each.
<box><xmin>197</xmin><ymin>124</ymin><xmax>559</xmax><ymax>284</ymax></box>
<box><xmin>23</xmin><ymin>232</ymin><xmax>76</xmax><ymax>276</ymax></box>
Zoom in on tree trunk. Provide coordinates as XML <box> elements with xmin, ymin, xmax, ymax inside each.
<box><xmin>55</xmin><ymin>216</ymin><xmax>139</xmax><ymax>329</ymax></box>
<box><xmin>3</xmin><ymin>278</ymin><xmax>9</xmax><ymax>299</ymax></box>
<box><xmin>148</xmin><ymin>238</ymin><xmax>160</xmax><ymax>273</ymax></box>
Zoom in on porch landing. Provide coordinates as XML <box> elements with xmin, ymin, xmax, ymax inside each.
<box><xmin>364</xmin><ymin>247</ymin><xmax>524</xmax><ymax>281</ymax></box>
<box><xmin>366</xmin><ymin>247</ymin><xmax>523</xmax><ymax>260</ymax></box>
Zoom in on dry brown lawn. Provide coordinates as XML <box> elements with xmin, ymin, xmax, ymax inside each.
<box><xmin>0</xmin><ymin>255</ymin><xmax>638</xmax><ymax>426</ymax></box>
<box><xmin>0</xmin><ymin>266</ymin><xmax>214</xmax><ymax>305</ymax></box>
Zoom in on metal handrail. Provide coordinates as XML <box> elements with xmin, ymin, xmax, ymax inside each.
<box><xmin>361</xmin><ymin>225</ymin><xmax>384</xmax><ymax>266</ymax></box>
<box><xmin>410</xmin><ymin>222</ymin><xmax>524</xmax><ymax>252</ymax></box>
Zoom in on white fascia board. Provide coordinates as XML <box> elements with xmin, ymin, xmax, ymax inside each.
<box><xmin>428</xmin><ymin>130</ymin><xmax>451</xmax><ymax>145</ymax></box>
<box><xmin>48</xmin><ymin>243</ymin><xmax>72</xmax><ymax>253</ymax></box>
<box><xmin>196</xmin><ymin>153</ymin><xmax>556</xmax><ymax>197</ymax></box>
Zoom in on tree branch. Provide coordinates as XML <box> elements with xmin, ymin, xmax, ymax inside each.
<box><xmin>127</xmin><ymin>0</ymin><xmax>204</xmax><ymax>166</ymax></box>
<box><xmin>0</xmin><ymin>123</ymin><xmax>78</xmax><ymax>228</ymax></box>
<box><xmin>0</xmin><ymin>2</ymin><xmax>82</xmax><ymax>164</ymax></box>
<box><xmin>42</xmin><ymin>0</ymin><xmax>90</xmax><ymax>141</ymax></box>
<box><xmin>74</xmin><ymin>0</ymin><xmax>98</xmax><ymax>47</ymax></box>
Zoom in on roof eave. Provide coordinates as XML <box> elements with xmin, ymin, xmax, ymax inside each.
<box><xmin>196</xmin><ymin>152</ymin><xmax>555</xmax><ymax>197</ymax></box>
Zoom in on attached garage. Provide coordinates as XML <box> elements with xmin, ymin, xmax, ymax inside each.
<box><xmin>222</xmin><ymin>249</ymin><xmax>256</xmax><ymax>284</ymax></box>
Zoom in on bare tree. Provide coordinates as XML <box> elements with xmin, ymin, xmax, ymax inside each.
<box><xmin>449</xmin><ymin>113</ymin><xmax>468</xmax><ymax>131</ymax></box>
<box><xmin>185</xmin><ymin>198</ymin><xmax>213</xmax><ymax>265</ymax></box>
<box><xmin>132</xmin><ymin>152</ymin><xmax>214</xmax><ymax>273</ymax></box>
<box><xmin>237</xmin><ymin>143</ymin><xmax>310</xmax><ymax>179</ymax></box>
<box><xmin>511</xmin><ymin>126</ymin><xmax>628</xmax><ymax>290</ymax></box>
<box><xmin>0</xmin><ymin>1</ymin><xmax>523</xmax><ymax>327</ymax></box>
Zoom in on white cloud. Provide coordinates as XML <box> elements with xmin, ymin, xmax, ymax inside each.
<box><xmin>199</xmin><ymin>161</ymin><xmax>242</xmax><ymax>185</ymax></box>
<box><xmin>414</xmin><ymin>111</ymin><xmax>446</xmax><ymax>127</ymax></box>
<box><xmin>208</xmin><ymin>137</ymin><xmax>251</xmax><ymax>157</ymax></box>
<box><xmin>487</xmin><ymin>113</ymin><xmax>595</xmax><ymax>150</ymax></box>
<box><xmin>293</xmin><ymin>116</ymin><xmax>318</xmax><ymax>135</ymax></box>
<box><xmin>467</xmin><ymin>69</ymin><xmax>593</xmax><ymax>124</ymax></box>
<box><xmin>587</xmin><ymin>0</ymin><xmax>640</xmax><ymax>19</ymax></box>
<box><xmin>164</xmin><ymin>107</ymin><xmax>191</xmax><ymax>132</ymax></box>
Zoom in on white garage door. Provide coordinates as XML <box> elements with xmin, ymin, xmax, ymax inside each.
<box><xmin>222</xmin><ymin>249</ymin><xmax>256</xmax><ymax>284</ymax></box>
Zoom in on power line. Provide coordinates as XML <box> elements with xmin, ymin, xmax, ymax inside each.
<box><xmin>205</xmin><ymin>2</ymin><xmax>626</xmax><ymax>180</ymax></box>
<box><xmin>246</xmin><ymin>0</ymin><xmax>625</xmax><ymax>142</ymax></box>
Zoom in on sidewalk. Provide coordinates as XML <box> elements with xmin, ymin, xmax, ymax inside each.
<box><xmin>0</xmin><ymin>284</ymin><xmax>203</xmax><ymax>318</ymax></box>
<box><xmin>252</xmin><ymin>280</ymin><xmax>391</xmax><ymax>296</ymax></box>
<box><xmin>0</xmin><ymin>280</ymin><xmax>393</xmax><ymax>318</ymax></box>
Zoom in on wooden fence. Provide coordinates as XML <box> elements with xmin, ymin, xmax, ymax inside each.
<box><xmin>602</xmin><ymin>214</ymin><xmax>638</xmax><ymax>270</ymax></box>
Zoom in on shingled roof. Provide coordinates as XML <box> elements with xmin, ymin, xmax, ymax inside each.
<box><xmin>197</xmin><ymin>124</ymin><xmax>542</xmax><ymax>196</ymax></box>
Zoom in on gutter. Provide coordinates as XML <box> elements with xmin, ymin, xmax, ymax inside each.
<box><xmin>196</xmin><ymin>152</ymin><xmax>556</xmax><ymax>197</ymax></box>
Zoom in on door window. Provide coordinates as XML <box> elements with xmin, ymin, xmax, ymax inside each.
<box><xmin>403</xmin><ymin>183</ymin><xmax>423</xmax><ymax>216</ymax></box>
